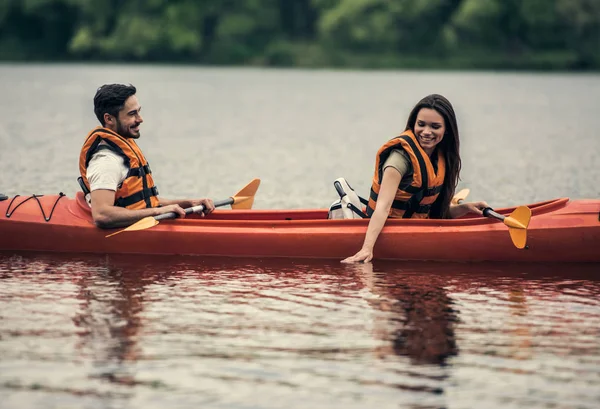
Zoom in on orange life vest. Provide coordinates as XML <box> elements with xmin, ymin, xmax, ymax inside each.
<box><xmin>79</xmin><ymin>127</ymin><xmax>160</xmax><ymax>210</ymax></box>
<box><xmin>366</xmin><ymin>130</ymin><xmax>446</xmax><ymax>219</ymax></box>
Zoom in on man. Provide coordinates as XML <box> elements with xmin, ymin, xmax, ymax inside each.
<box><xmin>79</xmin><ymin>84</ymin><xmax>214</xmax><ymax>229</ymax></box>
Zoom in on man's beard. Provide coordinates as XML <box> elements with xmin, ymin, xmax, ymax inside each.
<box><xmin>116</xmin><ymin>118</ymin><xmax>141</xmax><ymax>139</ymax></box>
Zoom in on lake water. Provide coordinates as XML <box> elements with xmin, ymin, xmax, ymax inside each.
<box><xmin>0</xmin><ymin>64</ymin><xmax>598</xmax><ymax>206</ymax></box>
<box><xmin>0</xmin><ymin>64</ymin><xmax>599</xmax><ymax>408</ymax></box>
<box><xmin>1</xmin><ymin>253</ymin><xmax>599</xmax><ymax>409</ymax></box>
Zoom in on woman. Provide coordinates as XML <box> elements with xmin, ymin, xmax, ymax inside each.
<box><xmin>342</xmin><ymin>94</ymin><xmax>488</xmax><ymax>263</ymax></box>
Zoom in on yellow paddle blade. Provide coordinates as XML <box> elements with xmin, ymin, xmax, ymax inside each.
<box><xmin>504</xmin><ymin>206</ymin><xmax>531</xmax><ymax>229</ymax></box>
<box><xmin>105</xmin><ymin>216</ymin><xmax>159</xmax><ymax>238</ymax></box>
<box><xmin>231</xmin><ymin>178</ymin><xmax>260</xmax><ymax>209</ymax></box>
<box><xmin>505</xmin><ymin>206</ymin><xmax>531</xmax><ymax>249</ymax></box>
<box><xmin>452</xmin><ymin>188</ymin><xmax>470</xmax><ymax>205</ymax></box>
<box><xmin>508</xmin><ymin>227</ymin><xmax>528</xmax><ymax>249</ymax></box>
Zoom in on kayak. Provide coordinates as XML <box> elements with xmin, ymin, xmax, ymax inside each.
<box><xmin>1</xmin><ymin>192</ymin><xmax>599</xmax><ymax>262</ymax></box>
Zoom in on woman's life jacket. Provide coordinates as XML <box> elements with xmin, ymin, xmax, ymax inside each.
<box><xmin>79</xmin><ymin>127</ymin><xmax>160</xmax><ymax>209</ymax></box>
<box><xmin>366</xmin><ymin>130</ymin><xmax>446</xmax><ymax>219</ymax></box>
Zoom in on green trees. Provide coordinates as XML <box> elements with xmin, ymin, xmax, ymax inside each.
<box><xmin>0</xmin><ymin>0</ymin><xmax>79</xmax><ymax>59</ymax></box>
<box><xmin>556</xmin><ymin>0</ymin><xmax>600</xmax><ymax>68</ymax></box>
<box><xmin>0</xmin><ymin>0</ymin><xmax>598</xmax><ymax>69</ymax></box>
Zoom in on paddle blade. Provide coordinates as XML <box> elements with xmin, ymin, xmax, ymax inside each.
<box><xmin>231</xmin><ymin>178</ymin><xmax>260</xmax><ymax>209</ymax></box>
<box><xmin>508</xmin><ymin>227</ymin><xmax>528</xmax><ymax>249</ymax></box>
<box><xmin>105</xmin><ymin>216</ymin><xmax>159</xmax><ymax>238</ymax></box>
<box><xmin>504</xmin><ymin>206</ymin><xmax>531</xmax><ymax>229</ymax></box>
<box><xmin>452</xmin><ymin>188</ymin><xmax>470</xmax><ymax>205</ymax></box>
<box><xmin>505</xmin><ymin>206</ymin><xmax>530</xmax><ymax>249</ymax></box>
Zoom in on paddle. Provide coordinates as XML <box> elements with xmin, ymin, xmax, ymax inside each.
<box><xmin>452</xmin><ymin>188</ymin><xmax>470</xmax><ymax>205</ymax></box>
<box><xmin>106</xmin><ymin>178</ymin><xmax>260</xmax><ymax>238</ymax></box>
<box><xmin>451</xmin><ymin>188</ymin><xmax>530</xmax><ymax>249</ymax></box>
<box><xmin>482</xmin><ymin>206</ymin><xmax>531</xmax><ymax>249</ymax></box>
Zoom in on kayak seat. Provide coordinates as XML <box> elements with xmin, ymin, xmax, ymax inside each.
<box><xmin>75</xmin><ymin>192</ymin><xmax>92</xmax><ymax>216</ymax></box>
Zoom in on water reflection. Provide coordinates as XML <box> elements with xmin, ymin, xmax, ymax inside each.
<box><xmin>506</xmin><ymin>286</ymin><xmax>533</xmax><ymax>360</ymax></box>
<box><xmin>1</xmin><ymin>252</ymin><xmax>599</xmax><ymax>409</ymax></box>
<box><xmin>72</xmin><ymin>258</ymin><xmax>161</xmax><ymax>386</ymax></box>
<box><xmin>350</xmin><ymin>262</ymin><xmax>458</xmax><ymax>366</ymax></box>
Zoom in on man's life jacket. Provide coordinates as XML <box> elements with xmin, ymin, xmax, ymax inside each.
<box><xmin>79</xmin><ymin>127</ymin><xmax>160</xmax><ymax>209</ymax></box>
<box><xmin>366</xmin><ymin>130</ymin><xmax>446</xmax><ymax>219</ymax></box>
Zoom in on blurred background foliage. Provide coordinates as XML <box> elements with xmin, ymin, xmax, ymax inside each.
<box><xmin>0</xmin><ymin>0</ymin><xmax>598</xmax><ymax>70</ymax></box>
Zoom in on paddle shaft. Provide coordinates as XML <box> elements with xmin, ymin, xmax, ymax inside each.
<box><xmin>154</xmin><ymin>197</ymin><xmax>234</xmax><ymax>221</ymax></box>
<box><xmin>483</xmin><ymin>207</ymin><xmax>505</xmax><ymax>222</ymax></box>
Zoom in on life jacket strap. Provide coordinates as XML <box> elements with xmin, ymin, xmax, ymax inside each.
<box><xmin>126</xmin><ymin>165</ymin><xmax>152</xmax><ymax>177</ymax></box>
<box><xmin>367</xmin><ymin>188</ymin><xmax>432</xmax><ymax>218</ymax></box>
<box><xmin>114</xmin><ymin>186</ymin><xmax>159</xmax><ymax>208</ymax></box>
<box><xmin>402</xmin><ymin>190</ymin><xmax>425</xmax><ymax>219</ymax></box>
<box><xmin>347</xmin><ymin>202</ymin><xmax>368</xmax><ymax>218</ymax></box>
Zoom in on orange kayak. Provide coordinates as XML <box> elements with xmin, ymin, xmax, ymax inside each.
<box><xmin>1</xmin><ymin>192</ymin><xmax>598</xmax><ymax>262</ymax></box>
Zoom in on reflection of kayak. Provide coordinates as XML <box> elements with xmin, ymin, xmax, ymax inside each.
<box><xmin>1</xmin><ymin>192</ymin><xmax>599</xmax><ymax>262</ymax></box>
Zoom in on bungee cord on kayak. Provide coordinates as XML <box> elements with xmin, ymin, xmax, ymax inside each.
<box><xmin>5</xmin><ymin>193</ymin><xmax>65</xmax><ymax>222</ymax></box>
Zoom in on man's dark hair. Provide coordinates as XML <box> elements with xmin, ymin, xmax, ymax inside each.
<box><xmin>93</xmin><ymin>84</ymin><xmax>137</xmax><ymax>125</ymax></box>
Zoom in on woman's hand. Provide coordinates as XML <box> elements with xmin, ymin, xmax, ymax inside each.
<box><xmin>341</xmin><ymin>167</ymin><xmax>401</xmax><ymax>264</ymax></box>
<box><xmin>450</xmin><ymin>201</ymin><xmax>490</xmax><ymax>218</ymax></box>
<box><xmin>341</xmin><ymin>247</ymin><xmax>374</xmax><ymax>264</ymax></box>
<box><xmin>462</xmin><ymin>201</ymin><xmax>489</xmax><ymax>216</ymax></box>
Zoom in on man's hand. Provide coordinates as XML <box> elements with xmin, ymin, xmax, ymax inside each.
<box><xmin>91</xmin><ymin>189</ymin><xmax>181</xmax><ymax>229</ymax></box>
<box><xmin>188</xmin><ymin>198</ymin><xmax>215</xmax><ymax>216</ymax></box>
<box><xmin>156</xmin><ymin>204</ymin><xmax>187</xmax><ymax>218</ymax></box>
<box><xmin>159</xmin><ymin>197</ymin><xmax>215</xmax><ymax>216</ymax></box>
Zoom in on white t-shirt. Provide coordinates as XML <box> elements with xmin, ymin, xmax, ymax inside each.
<box><xmin>85</xmin><ymin>144</ymin><xmax>129</xmax><ymax>205</ymax></box>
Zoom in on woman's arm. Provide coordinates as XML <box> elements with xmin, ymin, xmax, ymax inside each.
<box><xmin>341</xmin><ymin>167</ymin><xmax>402</xmax><ymax>263</ymax></box>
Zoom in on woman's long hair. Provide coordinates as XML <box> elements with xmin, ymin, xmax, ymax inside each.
<box><xmin>405</xmin><ymin>94</ymin><xmax>461</xmax><ymax>219</ymax></box>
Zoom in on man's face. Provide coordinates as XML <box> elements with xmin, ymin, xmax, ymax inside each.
<box><xmin>107</xmin><ymin>95</ymin><xmax>143</xmax><ymax>139</ymax></box>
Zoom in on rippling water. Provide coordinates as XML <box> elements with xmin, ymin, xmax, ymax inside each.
<box><xmin>1</xmin><ymin>253</ymin><xmax>599</xmax><ymax>409</ymax></box>
<box><xmin>0</xmin><ymin>64</ymin><xmax>598</xmax><ymax>207</ymax></box>
<box><xmin>1</xmin><ymin>65</ymin><xmax>599</xmax><ymax>408</ymax></box>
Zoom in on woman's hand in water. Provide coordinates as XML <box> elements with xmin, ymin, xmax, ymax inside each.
<box><xmin>341</xmin><ymin>247</ymin><xmax>374</xmax><ymax>264</ymax></box>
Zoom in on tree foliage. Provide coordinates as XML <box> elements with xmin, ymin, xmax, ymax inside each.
<box><xmin>0</xmin><ymin>0</ymin><xmax>598</xmax><ymax>69</ymax></box>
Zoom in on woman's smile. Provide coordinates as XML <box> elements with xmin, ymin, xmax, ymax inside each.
<box><xmin>414</xmin><ymin>108</ymin><xmax>445</xmax><ymax>155</ymax></box>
